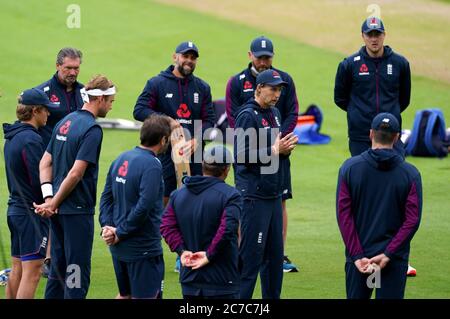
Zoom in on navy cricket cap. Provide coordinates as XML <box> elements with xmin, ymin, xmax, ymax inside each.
<box><xmin>256</xmin><ymin>69</ymin><xmax>288</xmax><ymax>87</ymax></box>
<box><xmin>203</xmin><ymin>145</ymin><xmax>233</xmax><ymax>166</ymax></box>
<box><xmin>371</xmin><ymin>112</ymin><xmax>400</xmax><ymax>133</ymax></box>
<box><xmin>362</xmin><ymin>16</ymin><xmax>385</xmax><ymax>34</ymax></box>
<box><xmin>175</xmin><ymin>41</ymin><xmax>199</xmax><ymax>57</ymax></box>
<box><xmin>250</xmin><ymin>36</ymin><xmax>274</xmax><ymax>58</ymax></box>
<box><xmin>19</xmin><ymin>88</ymin><xmax>59</xmax><ymax>109</ymax></box>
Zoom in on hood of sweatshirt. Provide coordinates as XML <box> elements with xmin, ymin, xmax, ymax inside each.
<box><xmin>183</xmin><ymin>175</ymin><xmax>224</xmax><ymax>195</ymax></box>
<box><xmin>3</xmin><ymin>121</ymin><xmax>37</xmax><ymax>140</ymax></box>
<box><xmin>361</xmin><ymin>148</ymin><xmax>404</xmax><ymax>171</ymax></box>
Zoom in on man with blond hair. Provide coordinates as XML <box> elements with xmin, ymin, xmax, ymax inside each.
<box><xmin>3</xmin><ymin>88</ymin><xmax>58</xmax><ymax>298</ymax></box>
<box><xmin>34</xmin><ymin>74</ymin><xmax>116</xmax><ymax>299</ymax></box>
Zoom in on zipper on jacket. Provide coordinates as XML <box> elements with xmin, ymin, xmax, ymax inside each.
<box><xmin>375</xmin><ymin>63</ymin><xmax>379</xmax><ymax>114</ymax></box>
<box><xmin>64</xmin><ymin>91</ymin><xmax>71</xmax><ymax>113</ymax></box>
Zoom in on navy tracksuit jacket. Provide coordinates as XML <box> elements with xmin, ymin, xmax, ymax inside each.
<box><xmin>133</xmin><ymin>65</ymin><xmax>216</xmax><ymax>193</ymax></box>
<box><xmin>234</xmin><ymin>100</ymin><xmax>284</xmax><ymax>299</ymax></box>
<box><xmin>225</xmin><ymin>64</ymin><xmax>299</xmax><ymax>133</ymax></box>
<box><xmin>226</xmin><ymin>65</ymin><xmax>298</xmax><ymax>199</ymax></box>
<box><xmin>3</xmin><ymin>122</ymin><xmax>45</xmax><ymax>213</ymax></box>
<box><xmin>99</xmin><ymin>147</ymin><xmax>164</xmax><ymax>262</ymax></box>
<box><xmin>35</xmin><ymin>73</ymin><xmax>84</xmax><ymax>146</ymax></box>
<box><xmin>337</xmin><ymin>148</ymin><xmax>422</xmax><ymax>298</ymax></box>
<box><xmin>334</xmin><ymin>46</ymin><xmax>411</xmax><ymax>143</ymax></box>
<box><xmin>160</xmin><ymin>176</ymin><xmax>242</xmax><ymax>297</ymax></box>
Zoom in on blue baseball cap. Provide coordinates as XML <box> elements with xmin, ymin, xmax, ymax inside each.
<box><xmin>203</xmin><ymin>145</ymin><xmax>233</xmax><ymax>166</ymax></box>
<box><xmin>256</xmin><ymin>69</ymin><xmax>288</xmax><ymax>87</ymax></box>
<box><xmin>362</xmin><ymin>16</ymin><xmax>385</xmax><ymax>34</ymax></box>
<box><xmin>175</xmin><ymin>41</ymin><xmax>199</xmax><ymax>57</ymax></box>
<box><xmin>19</xmin><ymin>88</ymin><xmax>59</xmax><ymax>109</ymax></box>
<box><xmin>371</xmin><ymin>112</ymin><xmax>400</xmax><ymax>133</ymax></box>
<box><xmin>250</xmin><ymin>36</ymin><xmax>274</xmax><ymax>58</ymax></box>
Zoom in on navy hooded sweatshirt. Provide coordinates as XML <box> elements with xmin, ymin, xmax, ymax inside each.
<box><xmin>99</xmin><ymin>147</ymin><xmax>164</xmax><ymax>262</ymax></box>
<box><xmin>336</xmin><ymin>148</ymin><xmax>422</xmax><ymax>262</ymax></box>
<box><xmin>160</xmin><ymin>175</ymin><xmax>242</xmax><ymax>295</ymax></box>
<box><xmin>234</xmin><ymin>99</ymin><xmax>284</xmax><ymax>199</ymax></box>
<box><xmin>334</xmin><ymin>46</ymin><xmax>411</xmax><ymax>142</ymax></box>
<box><xmin>35</xmin><ymin>73</ymin><xmax>84</xmax><ymax>146</ymax></box>
<box><xmin>3</xmin><ymin>122</ymin><xmax>44</xmax><ymax>214</ymax></box>
<box><xmin>133</xmin><ymin>65</ymin><xmax>216</xmax><ymax>179</ymax></box>
<box><xmin>225</xmin><ymin>64</ymin><xmax>299</xmax><ymax>133</ymax></box>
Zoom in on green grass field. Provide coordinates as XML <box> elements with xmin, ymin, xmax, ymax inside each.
<box><xmin>0</xmin><ymin>0</ymin><xmax>449</xmax><ymax>299</ymax></box>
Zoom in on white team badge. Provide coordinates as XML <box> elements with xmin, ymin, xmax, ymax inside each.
<box><xmin>387</xmin><ymin>64</ymin><xmax>393</xmax><ymax>75</ymax></box>
<box><xmin>194</xmin><ymin>92</ymin><xmax>199</xmax><ymax>104</ymax></box>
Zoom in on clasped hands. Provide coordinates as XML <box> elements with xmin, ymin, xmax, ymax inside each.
<box><xmin>33</xmin><ymin>198</ymin><xmax>58</xmax><ymax>218</ymax></box>
<box><xmin>180</xmin><ymin>250</ymin><xmax>209</xmax><ymax>270</ymax></box>
<box><xmin>354</xmin><ymin>253</ymin><xmax>390</xmax><ymax>274</ymax></box>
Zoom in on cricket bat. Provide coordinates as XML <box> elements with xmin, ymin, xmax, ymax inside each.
<box><xmin>171</xmin><ymin>125</ymin><xmax>191</xmax><ymax>188</ymax></box>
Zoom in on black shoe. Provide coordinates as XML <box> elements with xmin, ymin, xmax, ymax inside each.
<box><xmin>42</xmin><ymin>258</ymin><xmax>51</xmax><ymax>278</ymax></box>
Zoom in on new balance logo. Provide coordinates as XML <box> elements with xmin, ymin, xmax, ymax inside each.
<box><xmin>165</xmin><ymin>93</ymin><xmax>173</xmax><ymax>98</ymax></box>
<box><xmin>115</xmin><ymin>177</ymin><xmax>126</xmax><ymax>184</ymax></box>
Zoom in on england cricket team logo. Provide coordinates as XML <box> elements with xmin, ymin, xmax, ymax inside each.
<box><xmin>387</xmin><ymin>64</ymin><xmax>393</xmax><ymax>75</ymax></box>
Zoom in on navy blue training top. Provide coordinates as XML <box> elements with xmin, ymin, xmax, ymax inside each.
<box><xmin>336</xmin><ymin>148</ymin><xmax>422</xmax><ymax>262</ymax></box>
<box><xmin>47</xmin><ymin>110</ymin><xmax>103</xmax><ymax>214</ymax></box>
<box><xmin>35</xmin><ymin>73</ymin><xmax>84</xmax><ymax>146</ymax></box>
<box><xmin>3</xmin><ymin>122</ymin><xmax>44</xmax><ymax>215</ymax></box>
<box><xmin>99</xmin><ymin>147</ymin><xmax>164</xmax><ymax>261</ymax></box>
<box><xmin>161</xmin><ymin>175</ymin><xmax>242</xmax><ymax>295</ymax></box>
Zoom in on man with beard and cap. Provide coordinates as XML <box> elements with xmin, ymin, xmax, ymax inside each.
<box><xmin>133</xmin><ymin>41</ymin><xmax>216</xmax><ymax>272</ymax></box>
<box><xmin>161</xmin><ymin>145</ymin><xmax>242</xmax><ymax>299</ymax></box>
<box><xmin>34</xmin><ymin>74</ymin><xmax>116</xmax><ymax>299</ymax></box>
<box><xmin>100</xmin><ymin>115</ymin><xmax>174</xmax><ymax>299</ymax></box>
<box><xmin>336</xmin><ymin>112</ymin><xmax>422</xmax><ymax>299</ymax></box>
<box><xmin>334</xmin><ymin>16</ymin><xmax>416</xmax><ymax>276</ymax></box>
<box><xmin>226</xmin><ymin>36</ymin><xmax>300</xmax><ymax>273</ymax></box>
<box><xmin>133</xmin><ymin>41</ymin><xmax>215</xmax><ymax>205</ymax></box>
<box><xmin>3</xmin><ymin>88</ymin><xmax>58</xmax><ymax>298</ymax></box>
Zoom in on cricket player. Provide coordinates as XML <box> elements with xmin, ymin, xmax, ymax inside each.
<box><xmin>234</xmin><ymin>69</ymin><xmax>298</xmax><ymax>299</ymax></box>
<box><xmin>34</xmin><ymin>74</ymin><xmax>116</xmax><ymax>299</ymax></box>
<box><xmin>99</xmin><ymin>115</ymin><xmax>173</xmax><ymax>299</ymax></box>
<box><xmin>334</xmin><ymin>16</ymin><xmax>415</xmax><ymax>276</ymax></box>
<box><xmin>3</xmin><ymin>88</ymin><xmax>58</xmax><ymax>298</ymax></box>
<box><xmin>34</xmin><ymin>47</ymin><xmax>84</xmax><ymax>277</ymax></box>
<box><xmin>133</xmin><ymin>41</ymin><xmax>216</xmax><ymax>204</ymax></box>
<box><xmin>35</xmin><ymin>47</ymin><xmax>84</xmax><ymax>146</ymax></box>
<box><xmin>226</xmin><ymin>36</ymin><xmax>300</xmax><ymax>272</ymax></box>
<box><xmin>334</xmin><ymin>17</ymin><xmax>411</xmax><ymax>157</ymax></box>
<box><xmin>161</xmin><ymin>145</ymin><xmax>242</xmax><ymax>299</ymax></box>
<box><xmin>336</xmin><ymin>113</ymin><xmax>422</xmax><ymax>299</ymax></box>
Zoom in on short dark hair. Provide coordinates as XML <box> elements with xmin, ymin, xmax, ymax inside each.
<box><xmin>140</xmin><ymin>115</ymin><xmax>172</xmax><ymax>147</ymax></box>
<box><xmin>56</xmin><ymin>47</ymin><xmax>83</xmax><ymax>65</ymax></box>
<box><xmin>373</xmin><ymin>125</ymin><xmax>398</xmax><ymax>145</ymax></box>
<box><xmin>202</xmin><ymin>162</ymin><xmax>229</xmax><ymax>177</ymax></box>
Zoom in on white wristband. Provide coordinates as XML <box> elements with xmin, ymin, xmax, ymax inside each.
<box><xmin>41</xmin><ymin>183</ymin><xmax>53</xmax><ymax>199</ymax></box>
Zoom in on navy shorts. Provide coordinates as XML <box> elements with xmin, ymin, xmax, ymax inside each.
<box><xmin>112</xmin><ymin>254</ymin><xmax>164</xmax><ymax>299</ymax></box>
<box><xmin>7</xmin><ymin>213</ymin><xmax>49</xmax><ymax>260</ymax></box>
<box><xmin>280</xmin><ymin>157</ymin><xmax>293</xmax><ymax>200</ymax></box>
